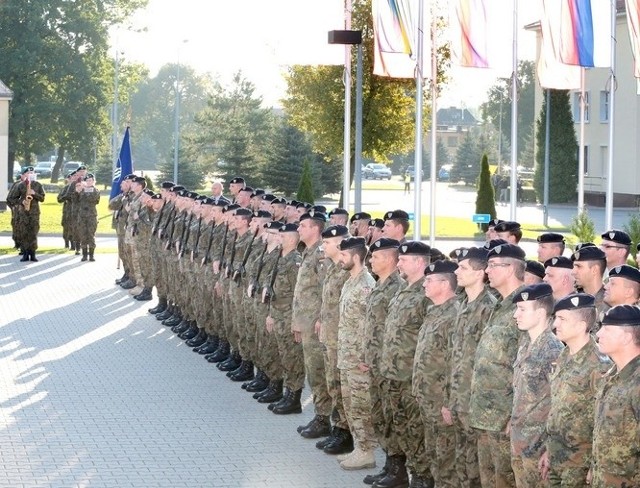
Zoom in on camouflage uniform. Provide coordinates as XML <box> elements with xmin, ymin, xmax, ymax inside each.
<box><xmin>413</xmin><ymin>296</ymin><xmax>460</xmax><ymax>488</ymax></box>
<box><xmin>135</xmin><ymin>205</ymin><xmax>155</xmax><ymax>286</ymax></box>
<box><xmin>124</xmin><ymin>194</ymin><xmax>144</xmax><ymax>288</ymax></box>
<box><xmin>379</xmin><ymin>277</ymin><xmax>431</xmax><ymax>478</ymax></box>
<box><xmin>109</xmin><ymin>192</ymin><xmax>131</xmax><ymax>275</ymax></box>
<box><xmin>230</xmin><ymin>229</ymin><xmax>257</xmax><ymax>358</ymax></box>
<box><xmin>292</xmin><ymin>240</ymin><xmax>331</xmax><ymax>416</ymax></box>
<box><xmin>448</xmin><ymin>287</ymin><xmax>497</xmax><ymax>488</ymax></box>
<box><xmin>321</xmin><ymin>261</ymin><xmax>350</xmax><ymax>430</ymax></box>
<box><xmin>75</xmin><ymin>186</ymin><xmax>100</xmax><ymax>251</ymax></box>
<box><xmin>546</xmin><ymin>337</ymin><xmax>611</xmax><ymax>487</ymax></box>
<box><xmin>204</xmin><ymin>222</ymin><xmax>227</xmax><ymax>338</ymax></box>
<box><xmin>150</xmin><ymin>202</ymin><xmax>172</xmax><ymax>302</ymax></box>
<box><xmin>338</xmin><ymin>267</ymin><xmax>377</xmax><ymax>451</ymax></box>
<box><xmin>57</xmin><ymin>183</ymin><xmax>73</xmax><ymax>246</ymax></box>
<box><xmin>591</xmin><ymin>354</ymin><xmax>640</xmax><ymax>488</ymax></box>
<box><xmin>6</xmin><ymin>179</ymin><xmax>46</xmax><ymax>252</ymax></box>
<box><xmin>364</xmin><ymin>271</ymin><xmax>405</xmax><ymax>456</ymax></box>
<box><xmin>510</xmin><ymin>329</ymin><xmax>564</xmax><ymax>488</ymax></box>
<box><xmin>270</xmin><ymin>249</ymin><xmax>305</xmax><ymax>391</ymax></box>
<box><xmin>240</xmin><ymin>233</ymin><xmax>263</xmax><ymax>362</ymax></box>
<box><xmin>469</xmin><ymin>286</ymin><xmax>525</xmax><ymax>488</ymax></box>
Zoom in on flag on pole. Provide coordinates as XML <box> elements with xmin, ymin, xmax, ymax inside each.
<box><xmin>559</xmin><ymin>0</ymin><xmax>612</xmax><ymax>68</ymax></box>
<box><xmin>372</xmin><ymin>0</ymin><xmax>430</xmax><ymax>79</ymax></box>
<box><xmin>449</xmin><ymin>0</ymin><xmax>514</xmax><ymax>77</ymax></box>
<box><xmin>109</xmin><ymin>126</ymin><xmax>133</xmax><ymax>200</ymax></box>
<box><xmin>626</xmin><ymin>0</ymin><xmax>640</xmax><ymax>78</ymax></box>
<box><xmin>537</xmin><ymin>0</ymin><xmax>581</xmax><ymax>89</ymax></box>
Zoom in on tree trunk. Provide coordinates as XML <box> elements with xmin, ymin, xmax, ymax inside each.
<box><xmin>51</xmin><ymin>145</ymin><xmax>65</xmax><ymax>183</ymax></box>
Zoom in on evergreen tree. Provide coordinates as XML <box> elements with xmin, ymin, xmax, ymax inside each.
<box><xmin>156</xmin><ymin>147</ymin><xmax>202</xmax><ymax>190</ymax></box>
<box><xmin>451</xmin><ymin>134</ymin><xmax>478</xmax><ymax>185</ymax></box>
<box><xmin>475</xmin><ymin>153</ymin><xmax>497</xmax><ymax>231</ymax></box>
<box><xmin>436</xmin><ymin>139</ymin><xmax>449</xmax><ymax>168</ymax></box>
<box><xmin>570</xmin><ymin>210</ymin><xmax>596</xmax><ymax>244</ymax></box>
<box><xmin>297</xmin><ymin>159</ymin><xmax>315</xmax><ymax>204</ymax></box>
<box><xmin>534</xmin><ymin>90</ymin><xmax>578</xmax><ymax>203</ymax></box>
<box><xmin>264</xmin><ymin>120</ymin><xmax>313</xmax><ymax>196</ymax></box>
<box><xmin>94</xmin><ymin>156</ymin><xmax>113</xmax><ymax>190</ymax></box>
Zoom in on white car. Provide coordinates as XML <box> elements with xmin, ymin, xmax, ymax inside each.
<box><xmin>363</xmin><ymin>163</ymin><xmax>392</xmax><ymax>180</ymax></box>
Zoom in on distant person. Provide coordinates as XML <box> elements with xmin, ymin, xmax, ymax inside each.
<box><xmin>7</xmin><ymin>166</ymin><xmax>46</xmax><ymax>262</ymax></box>
<box><xmin>404</xmin><ymin>171</ymin><xmax>411</xmax><ymax>195</ymax></box>
<box><xmin>75</xmin><ymin>173</ymin><xmax>101</xmax><ymax>262</ymax></box>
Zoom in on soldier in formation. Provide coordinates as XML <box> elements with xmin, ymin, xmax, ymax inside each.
<box><xmin>7</xmin><ymin>166</ymin><xmax>46</xmax><ymax>262</ymax></box>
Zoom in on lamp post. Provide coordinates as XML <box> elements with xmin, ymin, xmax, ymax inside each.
<box><xmin>173</xmin><ymin>39</ymin><xmax>188</xmax><ymax>184</ymax></box>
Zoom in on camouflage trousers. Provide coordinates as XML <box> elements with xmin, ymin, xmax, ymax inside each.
<box><xmin>547</xmin><ymin>467</ymin><xmax>589</xmax><ymax>487</ymax></box>
<box><xmin>240</xmin><ymin>292</ymin><xmax>257</xmax><ymax>361</ymax></box>
<box><xmin>178</xmin><ymin>258</ymin><xmax>196</xmax><ymax>320</ymax></box>
<box><xmin>590</xmin><ymin>470</ymin><xmax>638</xmax><ymax>488</ymax></box>
<box><xmin>228</xmin><ymin>281</ymin><xmax>244</xmax><ymax>351</ymax></box>
<box><xmin>422</xmin><ymin>416</ymin><xmax>457</xmax><ymax>488</ymax></box>
<box><xmin>476</xmin><ymin>430</ymin><xmax>516</xmax><ymax>488</ymax></box>
<box><xmin>370</xmin><ymin>374</ymin><xmax>402</xmax><ymax>456</ymax></box>
<box><xmin>340</xmin><ymin>368</ymin><xmax>377</xmax><ymax>451</ymax></box>
<box><xmin>512</xmin><ymin>455</ymin><xmax>547</xmax><ymax>488</ymax></box>
<box><xmin>150</xmin><ymin>241</ymin><xmax>167</xmax><ymax>297</ymax></box>
<box><xmin>272</xmin><ymin>305</ymin><xmax>305</xmax><ymax>391</ymax></box>
<box><xmin>219</xmin><ymin>279</ymin><xmax>232</xmax><ymax>344</ymax></box>
<box><xmin>324</xmin><ymin>343</ymin><xmax>348</xmax><ymax>430</ymax></box>
<box><xmin>124</xmin><ymin>238</ymin><xmax>143</xmax><ymax>288</ymax></box>
<box><xmin>254</xmin><ymin>301</ymin><xmax>282</xmax><ymax>380</ymax></box>
<box><xmin>14</xmin><ymin>209</ymin><xmax>40</xmax><ymax>251</ymax></box>
<box><xmin>164</xmin><ymin>248</ymin><xmax>178</xmax><ymax>304</ymax></box>
<box><xmin>453</xmin><ymin>414</ymin><xmax>481</xmax><ymax>488</ymax></box>
<box><xmin>117</xmin><ymin>228</ymin><xmax>131</xmax><ymax>275</ymax></box>
<box><xmin>77</xmin><ymin>216</ymin><xmax>97</xmax><ymax>248</ymax></box>
<box><xmin>301</xmin><ymin>325</ymin><xmax>332</xmax><ymax>416</ymax></box>
<box><xmin>383</xmin><ymin>379</ymin><xmax>430</xmax><ymax>477</ymax></box>
<box><xmin>136</xmin><ymin>240</ymin><xmax>153</xmax><ymax>288</ymax></box>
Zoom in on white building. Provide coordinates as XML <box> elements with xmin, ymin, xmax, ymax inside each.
<box><xmin>0</xmin><ymin>79</ymin><xmax>13</xmax><ymax>210</ymax></box>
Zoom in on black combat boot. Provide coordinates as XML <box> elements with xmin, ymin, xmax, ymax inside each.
<box><xmin>162</xmin><ymin>308</ymin><xmax>182</xmax><ymax>327</ymax></box>
<box><xmin>74</xmin><ymin>242</ymin><xmax>81</xmax><ymax>255</ymax></box>
<box><xmin>408</xmin><ymin>473</ymin><xmax>434</xmax><ymax>488</ymax></box>
<box><xmin>364</xmin><ymin>452</ymin><xmax>391</xmax><ymax>485</ymax></box>
<box><xmin>148</xmin><ymin>297</ymin><xmax>167</xmax><ymax>315</ymax></box>
<box><xmin>81</xmin><ymin>247</ymin><xmax>88</xmax><ymax>262</ymax></box>
<box><xmin>268</xmin><ymin>387</ymin><xmax>290</xmax><ymax>411</ymax></box>
<box><xmin>172</xmin><ymin>319</ymin><xmax>192</xmax><ymax>335</ymax></box>
<box><xmin>272</xmin><ymin>389</ymin><xmax>303</xmax><ymax>415</ymax></box>
<box><xmin>244</xmin><ymin>369</ymin><xmax>269</xmax><ymax>392</ymax></box>
<box><xmin>316</xmin><ymin>427</ymin><xmax>337</xmax><ymax>450</ymax></box>
<box><xmin>196</xmin><ymin>335</ymin><xmax>219</xmax><ymax>354</ymax></box>
<box><xmin>185</xmin><ymin>328</ymin><xmax>207</xmax><ymax>347</ymax></box>
<box><xmin>206</xmin><ymin>339</ymin><xmax>230</xmax><ymax>363</ymax></box>
<box><xmin>300</xmin><ymin>414</ymin><xmax>331</xmax><ymax>438</ymax></box>
<box><xmin>322</xmin><ymin>427</ymin><xmax>353</xmax><ymax>453</ymax></box>
<box><xmin>372</xmin><ymin>455</ymin><xmax>409</xmax><ymax>488</ymax></box>
<box><xmin>120</xmin><ymin>278</ymin><xmax>136</xmax><ymax>289</ymax></box>
<box><xmin>64</xmin><ymin>239</ymin><xmax>70</xmax><ymax>249</ymax></box>
<box><xmin>134</xmin><ymin>287</ymin><xmax>152</xmax><ymax>301</ymax></box>
<box><xmin>156</xmin><ymin>304</ymin><xmax>174</xmax><ymax>321</ymax></box>
<box><xmin>178</xmin><ymin>321</ymin><xmax>199</xmax><ymax>339</ymax></box>
<box><xmin>115</xmin><ymin>273</ymin><xmax>128</xmax><ymax>285</ymax></box>
<box><xmin>30</xmin><ymin>251</ymin><xmax>38</xmax><ymax>262</ymax></box>
<box><xmin>256</xmin><ymin>379</ymin><xmax>283</xmax><ymax>403</ymax></box>
<box><xmin>229</xmin><ymin>360</ymin><xmax>254</xmax><ymax>382</ymax></box>
<box><xmin>20</xmin><ymin>250</ymin><xmax>30</xmax><ymax>262</ymax></box>
<box><xmin>217</xmin><ymin>350</ymin><xmax>241</xmax><ymax>371</ymax></box>
<box><xmin>88</xmin><ymin>248</ymin><xmax>95</xmax><ymax>261</ymax></box>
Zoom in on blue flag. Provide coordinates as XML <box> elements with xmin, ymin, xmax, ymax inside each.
<box><xmin>109</xmin><ymin>127</ymin><xmax>133</xmax><ymax>200</ymax></box>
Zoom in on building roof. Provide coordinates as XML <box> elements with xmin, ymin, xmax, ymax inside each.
<box><xmin>436</xmin><ymin>107</ymin><xmax>478</xmax><ymax>127</ymax></box>
<box><xmin>0</xmin><ymin>79</ymin><xmax>13</xmax><ymax>100</ymax></box>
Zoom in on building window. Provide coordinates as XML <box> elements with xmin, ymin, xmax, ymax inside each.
<box><xmin>572</xmin><ymin>91</ymin><xmax>590</xmax><ymax>123</ymax></box>
<box><xmin>577</xmin><ymin>145</ymin><xmax>589</xmax><ymax>174</ymax></box>
<box><xmin>599</xmin><ymin>90</ymin><xmax>609</xmax><ymax>122</ymax></box>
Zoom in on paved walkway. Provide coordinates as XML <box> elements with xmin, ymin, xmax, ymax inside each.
<box><xmin>0</xmin><ymin>252</ymin><xmax>382</xmax><ymax>487</ymax></box>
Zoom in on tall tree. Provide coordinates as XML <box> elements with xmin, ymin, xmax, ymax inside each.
<box><xmin>297</xmin><ymin>159</ymin><xmax>315</xmax><ymax>204</ymax></box>
<box><xmin>533</xmin><ymin>90</ymin><xmax>578</xmax><ymax>203</ymax></box>
<box><xmin>475</xmin><ymin>153</ymin><xmax>497</xmax><ymax>231</ymax></box>
<box><xmin>451</xmin><ymin>134</ymin><xmax>478</xmax><ymax>185</ymax></box>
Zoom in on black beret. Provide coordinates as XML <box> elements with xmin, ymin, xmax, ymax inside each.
<box><xmin>537</xmin><ymin>232</ymin><xmax>565</xmax><ymax>244</ymax></box>
<box><xmin>425</xmin><ymin>260</ymin><xmax>458</xmax><ymax>275</ymax></box>
<box><xmin>369</xmin><ymin>218</ymin><xmax>385</xmax><ymax>229</ymax></box>
<box><xmin>200</xmin><ymin>197</ymin><xmax>215</xmax><ymax>205</ymax></box>
<box><xmin>456</xmin><ymin>247</ymin><xmax>489</xmax><ymax>262</ymax></box>
<box><xmin>264</xmin><ymin>221</ymin><xmax>283</xmax><ymax>230</ymax></box>
<box><xmin>223</xmin><ymin>203</ymin><xmax>241</xmax><ymax>212</ymax></box>
<box><xmin>238</xmin><ymin>186</ymin><xmax>254</xmax><ymax>194</ymax></box>
<box><xmin>253</xmin><ymin>210</ymin><xmax>272</xmax><ymax>219</ymax></box>
<box><xmin>261</xmin><ymin>193</ymin><xmax>276</xmax><ymax>202</ymax></box>
<box><xmin>212</xmin><ymin>199</ymin><xmax>228</xmax><ymax>208</ymax></box>
<box><xmin>637</xmin><ymin>242</ymin><xmax>640</xmax><ymax>253</ymax></box>
<box><xmin>195</xmin><ymin>194</ymin><xmax>208</xmax><ymax>202</ymax></box>
<box><xmin>322</xmin><ymin>225</ymin><xmax>349</xmax><ymax>238</ymax></box>
<box><xmin>601</xmin><ymin>304</ymin><xmax>640</xmax><ymax>327</ymax></box>
<box><xmin>575</xmin><ymin>242</ymin><xmax>596</xmax><ymax>251</ymax></box>
<box><xmin>186</xmin><ymin>191</ymin><xmax>198</xmax><ymax>200</ymax></box>
<box><xmin>495</xmin><ymin>221</ymin><xmax>521</xmax><ymax>233</ymax></box>
<box><xmin>339</xmin><ymin>236</ymin><xmax>367</xmax><ymax>251</ymax></box>
<box><xmin>77</xmin><ymin>165</ymin><xmax>87</xmax><ymax>170</ymax></box>
<box><xmin>525</xmin><ymin>260</ymin><xmax>546</xmax><ymax>279</ymax></box>
<box><xmin>328</xmin><ymin>208</ymin><xmax>349</xmax><ymax>217</ymax></box>
<box><xmin>544</xmin><ymin>256</ymin><xmax>574</xmax><ymax>269</ymax></box>
<box><xmin>601</xmin><ymin>230</ymin><xmax>631</xmax><ymax>246</ymax></box>
<box><xmin>170</xmin><ymin>185</ymin><xmax>185</xmax><ymax>193</ymax></box>
<box><xmin>66</xmin><ymin>171</ymin><xmax>75</xmax><ymax>178</ymax></box>
<box><xmin>132</xmin><ymin>176</ymin><xmax>146</xmax><ymax>185</ymax></box>
<box><xmin>250</xmin><ymin>188</ymin><xmax>265</xmax><ymax>198</ymax></box>
<box><xmin>312</xmin><ymin>205</ymin><xmax>327</xmax><ymax>213</ymax></box>
<box><xmin>487</xmin><ymin>218</ymin><xmax>504</xmax><ymax>228</ymax></box>
<box><xmin>161</xmin><ymin>181</ymin><xmax>174</xmax><ymax>189</ymax></box>
<box><xmin>83</xmin><ymin>173</ymin><xmax>94</xmax><ymax>181</ymax></box>
<box><xmin>235</xmin><ymin>208</ymin><xmax>253</xmax><ymax>217</ymax></box>
<box><xmin>398</xmin><ymin>241</ymin><xmax>431</xmax><ymax>256</ymax></box>
<box><xmin>608</xmin><ymin>264</ymin><xmax>640</xmax><ymax>283</ymax></box>
<box><xmin>370</xmin><ymin>238</ymin><xmax>400</xmax><ymax>252</ymax></box>
<box><xmin>124</xmin><ymin>174</ymin><xmax>137</xmax><ymax>180</ymax></box>
<box><xmin>487</xmin><ymin>244</ymin><xmax>526</xmax><ymax>261</ymax></box>
<box><xmin>22</xmin><ymin>166</ymin><xmax>34</xmax><ymax>174</ymax></box>
<box><xmin>430</xmin><ymin>248</ymin><xmax>447</xmax><ymax>262</ymax></box>
<box><xmin>351</xmin><ymin>212</ymin><xmax>372</xmax><ymax>223</ymax></box>
<box><xmin>554</xmin><ymin>293</ymin><xmax>595</xmax><ymax>313</ymax></box>
<box><xmin>512</xmin><ymin>283</ymin><xmax>553</xmax><ymax>303</ymax></box>
<box><xmin>571</xmin><ymin>246</ymin><xmax>606</xmax><ymax>262</ymax></box>
<box><xmin>384</xmin><ymin>209</ymin><xmax>409</xmax><ymax>221</ymax></box>
<box><xmin>287</xmin><ymin>199</ymin><xmax>299</xmax><ymax>207</ymax></box>
<box><xmin>176</xmin><ymin>190</ymin><xmax>187</xmax><ymax>197</ymax></box>
<box><xmin>279</xmin><ymin>223</ymin><xmax>299</xmax><ymax>233</ymax></box>
<box><xmin>296</xmin><ymin>202</ymin><xmax>312</xmax><ymax>210</ymax></box>
<box><xmin>484</xmin><ymin>239</ymin><xmax>509</xmax><ymax>250</ymax></box>
<box><xmin>143</xmin><ymin>188</ymin><xmax>155</xmax><ymax>196</ymax></box>
<box><xmin>272</xmin><ymin>197</ymin><xmax>287</xmax><ymax>205</ymax></box>
<box><xmin>229</xmin><ymin>177</ymin><xmax>245</xmax><ymax>185</ymax></box>
<box><xmin>300</xmin><ymin>210</ymin><xmax>327</xmax><ymax>223</ymax></box>
<box><xmin>151</xmin><ymin>194</ymin><xmax>163</xmax><ymax>200</ymax></box>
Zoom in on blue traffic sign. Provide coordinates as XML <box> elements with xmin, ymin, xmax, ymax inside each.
<box><xmin>472</xmin><ymin>214</ymin><xmax>491</xmax><ymax>223</ymax></box>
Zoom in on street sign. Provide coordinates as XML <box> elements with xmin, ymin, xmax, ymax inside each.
<box><xmin>472</xmin><ymin>214</ymin><xmax>491</xmax><ymax>224</ymax></box>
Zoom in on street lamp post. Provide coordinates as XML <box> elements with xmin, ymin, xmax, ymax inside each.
<box><xmin>173</xmin><ymin>40</ymin><xmax>188</xmax><ymax>184</ymax></box>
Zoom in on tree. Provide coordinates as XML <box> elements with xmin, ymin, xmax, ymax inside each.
<box><xmin>533</xmin><ymin>90</ymin><xmax>578</xmax><ymax>203</ymax></box>
<box><xmin>156</xmin><ymin>147</ymin><xmax>202</xmax><ymax>190</ymax></box>
<box><xmin>570</xmin><ymin>210</ymin><xmax>596</xmax><ymax>244</ymax></box>
<box><xmin>451</xmin><ymin>134</ymin><xmax>479</xmax><ymax>185</ymax></box>
<box><xmin>475</xmin><ymin>154</ymin><xmax>497</xmax><ymax>231</ymax></box>
<box><xmin>297</xmin><ymin>159</ymin><xmax>314</xmax><ymax>204</ymax></box>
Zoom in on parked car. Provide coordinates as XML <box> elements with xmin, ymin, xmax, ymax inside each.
<box><xmin>363</xmin><ymin>163</ymin><xmax>392</xmax><ymax>180</ymax></box>
<box><xmin>405</xmin><ymin>167</ymin><xmax>424</xmax><ymax>181</ymax></box>
<box><xmin>34</xmin><ymin>161</ymin><xmax>55</xmax><ymax>178</ymax></box>
<box><xmin>62</xmin><ymin>161</ymin><xmax>83</xmax><ymax>174</ymax></box>
<box><xmin>438</xmin><ymin>164</ymin><xmax>452</xmax><ymax>181</ymax></box>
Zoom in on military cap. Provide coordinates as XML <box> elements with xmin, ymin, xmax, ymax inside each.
<box><xmin>544</xmin><ymin>256</ymin><xmax>573</xmax><ymax>269</ymax></box>
<box><xmin>571</xmin><ymin>246</ymin><xmax>606</xmax><ymax>262</ymax></box>
<box><xmin>487</xmin><ymin>243</ymin><xmax>526</xmax><ymax>261</ymax></box>
<box><xmin>260</xmin><ymin>193</ymin><xmax>276</xmax><ymax>202</ymax></box>
<box><xmin>65</xmin><ymin>171</ymin><xmax>75</xmax><ymax>178</ymax></box>
<box><xmin>601</xmin><ymin>229</ymin><xmax>631</xmax><ymax>246</ymax></box>
<box><xmin>328</xmin><ymin>208</ymin><xmax>349</xmax><ymax>217</ymax></box>
<box><xmin>339</xmin><ymin>236</ymin><xmax>367</xmax><ymax>251</ymax></box>
<box><xmin>224</xmin><ymin>203</ymin><xmax>241</xmax><ymax>212</ymax></box>
<box><xmin>212</xmin><ymin>199</ymin><xmax>228</xmax><ymax>208</ymax></box>
<box><xmin>238</xmin><ymin>186</ymin><xmax>254</xmax><ymax>194</ymax></box>
<box><xmin>132</xmin><ymin>176</ymin><xmax>146</xmax><ymax>185</ymax></box>
<box><xmin>637</xmin><ymin>242</ymin><xmax>640</xmax><ymax>253</ymax></box>
<box><xmin>525</xmin><ymin>260</ymin><xmax>546</xmax><ymax>280</ymax></box>
<box><xmin>21</xmin><ymin>166</ymin><xmax>34</xmax><ymax>174</ymax></box>
<box><xmin>384</xmin><ymin>209</ymin><xmax>409</xmax><ymax>221</ymax></box>
<box><xmin>195</xmin><ymin>194</ymin><xmax>208</xmax><ymax>202</ymax></box>
<box><xmin>176</xmin><ymin>190</ymin><xmax>188</xmax><ymax>197</ymax></box>
<box><xmin>279</xmin><ymin>223</ymin><xmax>299</xmax><ymax>233</ymax></box>
<box><xmin>601</xmin><ymin>304</ymin><xmax>640</xmax><ymax>327</ymax></box>
<box><xmin>151</xmin><ymin>193</ymin><xmax>163</xmax><ymax>200</ymax></box>
<box><xmin>608</xmin><ymin>264</ymin><xmax>640</xmax><ymax>284</ymax></box>
<box><xmin>398</xmin><ymin>241</ymin><xmax>431</xmax><ymax>256</ymax></box>
<box><xmin>272</xmin><ymin>197</ymin><xmax>287</xmax><ymax>205</ymax></box>
<box><xmin>369</xmin><ymin>218</ymin><xmax>385</xmax><ymax>229</ymax></box>
<box><xmin>253</xmin><ymin>210</ymin><xmax>272</xmax><ymax>219</ymax></box>
<box><xmin>170</xmin><ymin>185</ymin><xmax>185</xmax><ymax>193</ymax></box>
<box><xmin>487</xmin><ymin>218</ymin><xmax>504</xmax><ymax>228</ymax></box>
<box><xmin>250</xmin><ymin>188</ymin><xmax>265</xmax><ymax>198</ymax></box>
<box><xmin>575</xmin><ymin>242</ymin><xmax>596</xmax><ymax>251</ymax></box>
<box><xmin>311</xmin><ymin>205</ymin><xmax>326</xmax><ymax>213</ymax></box>
<box><xmin>456</xmin><ymin>247</ymin><xmax>489</xmax><ymax>262</ymax></box>
<box><xmin>235</xmin><ymin>208</ymin><xmax>253</xmax><ymax>217</ymax></box>
<box><xmin>124</xmin><ymin>174</ymin><xmax>137</xmax><ymax>180</ymax></box>
<box><xmin>142</xmin><ymin>188</ymin><xmax>155</xmax><ymax>196</ymax></box>
<box><xmin>425</xmin><ymin>260</ymin><xmax>458</xmax><ymax>275</ymax></box>
<box><xmin>296</xmin><ymin>202</ymin><xmax>312</xmax><ymax>210</ymax></box>
<box><xmin>77</xmin><ymin>165</ymin><xmax>87</xmax><ymax>170</ymax></box>
<box><xmin>201</xmin><ymin>197</ymin><xmax>215</xmax><ymax>205</ymax></box>
<box><xmin>350</xmin><ymin>212</ymin><xmax>372</xmax><ymax>223</ymax></box>
<box><xmin>537</xmin><ymin>232</ymin><xmax>565</xmax><ymax>243</ymax></box>
<box><xmin>430</xmin><ymin>248</ymin><xmax>447</xmax><ymax>262</ymax></box>
<box><xmin>484</xmin><ymin>239</ymin><xmax>509</xmax><ymax>250</ymax></box>
<box><xmin>512</xmin><ymin>283</ymin><xmax>553</xmax><ymax>303</ymax></box>
<box><xmin>161</xmin><ymin>181</ymin><xmax>174</xmax><ymax>189</ymax></box>
<box><xmin>322</xmin><ymin>225</ymin><xmax>349</xmax><ymax>238</ymax></box>
<box><xmin>495</xmin><ymin>220</ymin><xmax>521</xmax><ymax>233</ymax></box>
<box><xmin>553</xmin><ymin>293</ymin><xmax>595</xmax><ymax>313</ymax></box>
<box><xmin>287</xmin><ymin>199</ymin><xmax>300</xmax><ymax>207</ymax></box>
<box><xmin>186</xmin><ymin>191</ymin><xmax>198</xmax><ymax>200</ymax></box>
<box><xmin>264</xmin><ymin>221</ymin><xmax>282</xmax><ymax>230</ymax></box>
<box><xmin>84</xmin><ymin>173</ymin><xmax>95</xmax><ymax>180</ymax></box>
<box><xmin>371</xmin><ymin>238</ymin><xmax>400</xmax><ymax>252</ymax></box>
<box><xmin>229</xmin><ymin>177</ymin><xmax>245</xmax><ymax>185</ymax></box>
<box><xmin>299</xmin><ymin>209</ymin><xmax>327</xmax><ymax>223</ymax></box>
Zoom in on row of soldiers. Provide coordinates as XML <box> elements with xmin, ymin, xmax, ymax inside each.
<box><xmin>109</xmin><ymin>176</ymin><xmax>638</xmax><ymax>488</ymax></box>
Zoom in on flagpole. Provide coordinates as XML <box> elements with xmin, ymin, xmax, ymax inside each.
<box><xmin>509</xmin><ymin>0</ymin><xmax>518</xmax><ymax>221</ymax></box>
<box><xmin>577</xmin><ymin>68</ymin><xmax>586</xmax><ymax>213</ymax></box>
<box><xmin>605</xmin><ymin>0</ymin><xmax>616</xmax><ymax>230</ymax></box>
<box><xmin>428</xmin><ymin>5</ymin><xmax>437</xmax><ymax>247</ymax></box>
<box><xmin>342</xmin><ymin>0</ymin><xmax>353</xmax><ymax>211</ymax></box>
<box><xmin>413</xmin><ymin>0</ymin><xmax>424</xmax><ymax>240</ymax></box>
